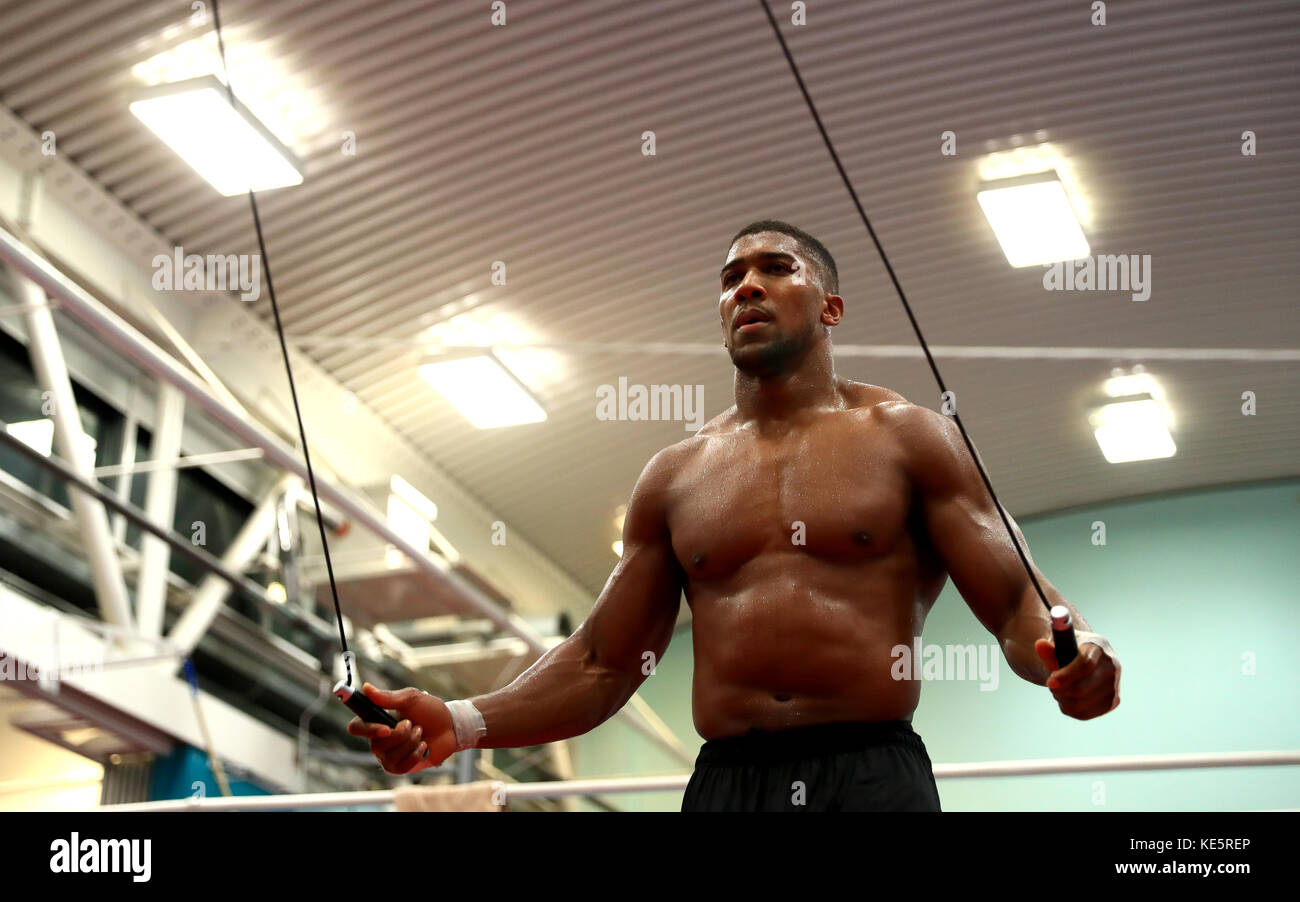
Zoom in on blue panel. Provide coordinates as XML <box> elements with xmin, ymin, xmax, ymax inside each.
<box><xmin>148</xmin><ymin>744</ymin><xmax>271</xmax><ymax>801</ymax></box>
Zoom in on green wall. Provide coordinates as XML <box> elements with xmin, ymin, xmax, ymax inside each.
<box><xmin>571</xmin><ymin>479</ymin><xmax>1300</xmax><ymax>811</ymax></box>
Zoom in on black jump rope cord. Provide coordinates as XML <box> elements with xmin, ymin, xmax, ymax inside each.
<box><xmin>208</xmin><ymin>0</ymin><xmax>1072</xmax><ymax>690</ymax></box>
<box><xmin>210</xmin><ymin>0</ymin><xmax>353</xmax><ymax>684</ymax></box>
<box><xmin>755</xmin><ymin>0</ymin><xmax>1061</xmax><ymax>625</ymax></box>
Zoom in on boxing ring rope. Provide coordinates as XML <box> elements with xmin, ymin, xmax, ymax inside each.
<box><xmin>95</xmin><ymin>749</ymin><xmax>1300</xmax><ymax>811</ymax></box>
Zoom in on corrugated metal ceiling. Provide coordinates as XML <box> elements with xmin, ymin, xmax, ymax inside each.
<box><xmin>2</xmin><ymin>0</ymin><xmax>1297</xmax><ymax>596</ymax></box>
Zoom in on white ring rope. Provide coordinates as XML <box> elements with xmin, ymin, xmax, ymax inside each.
<box><xmin>92</xmin><ymin>749</ymin><xmax>1300</xmax><ymax>811</ymax></box>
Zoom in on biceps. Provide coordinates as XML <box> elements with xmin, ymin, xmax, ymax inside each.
<box><xmin>582</xmin><ymin>540</ymin><xmax>681</xmax><ymax>676</ymax></box>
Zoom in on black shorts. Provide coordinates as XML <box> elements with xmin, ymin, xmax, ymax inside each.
<box><xmin>681</xmin><ymin>720</ymin><xmax>942</xmax><ymax>812</ymax></box>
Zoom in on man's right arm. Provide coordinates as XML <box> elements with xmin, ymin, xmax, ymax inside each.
<box><xmin>349</xmin><ymin>447</ymin><xmax>687</xmax><ymax>771</ymax></box>
<box><xmin>469</xmin><ymin>447</ymin><xmax>685</xmax><ymax>746</ymax></box>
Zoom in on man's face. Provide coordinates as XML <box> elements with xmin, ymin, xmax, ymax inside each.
<box><xmin>718</xmin><ymin>232</ymin><xmax>830</xmax><ymax>376</ymax></box>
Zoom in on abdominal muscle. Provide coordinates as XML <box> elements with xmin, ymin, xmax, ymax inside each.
<box><xmin>686</xmin><ymin>553</ymin><xmax>932</xmax><ymax>740</ymax></box>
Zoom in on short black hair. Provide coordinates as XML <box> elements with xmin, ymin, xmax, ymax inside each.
<box><xmin>728</xmin><ymin>219</ymin><xmax>838</xmax><ymax>295</ymax></box>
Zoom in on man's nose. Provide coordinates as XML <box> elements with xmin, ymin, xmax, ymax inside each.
<box><xmin>735</xmin><ymin>274</ymin><xmax>765</xmax><ymax>300</ymax></box>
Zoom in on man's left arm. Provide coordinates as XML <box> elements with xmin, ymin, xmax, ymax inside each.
<box><xmin>888</xmin><ymin>402</ymin><xmax>1121</xmax><ymax>720</ymax></box>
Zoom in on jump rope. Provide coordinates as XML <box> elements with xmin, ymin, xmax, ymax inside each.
<box><xmin>206</xmin><ymin>0</ymin><xmax>1077</xmax><ymax>733</ymax></box>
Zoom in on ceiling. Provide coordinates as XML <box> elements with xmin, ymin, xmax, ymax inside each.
<box><xmin>2</xmin><ymin>0</ymin><xmax>1296</xmax><ymax>597</ymax></box>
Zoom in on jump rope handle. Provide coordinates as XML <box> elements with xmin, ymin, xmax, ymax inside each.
<box><xmin>1049</xmin><ymin>604</ymin><xmax>1078</xmax><ymax>668</ymax></box>
<box><xmin>333</xmin><ymin>681</ymin><xmax>399</xmax><ymax>728</ymax></box>
<box><xmin>333</xmin><ymin>651</ymin><xmax>398</xmax><ymax>727</ymax></box>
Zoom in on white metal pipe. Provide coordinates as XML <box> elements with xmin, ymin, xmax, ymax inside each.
<box><xmin>91</xmin><ymin>749</ymin><xmax>1300</xmax><ymax>811</ymax></box>
<box><xmin>0</xmin><ymin>224</ymin><xmax>692</xmax><ymax>767</ymax></box>
<box><xmin>136</xmin><ymin>383</ymin><xmax>185</xmax><ymax>638</ymax></box>
<box><xmin>285</xmin><ymin>336</ymin><xmax>1300</xmax><ymax>363</ymax></box>
<box><xmin>97</xmin><ymin>790</ymin><xmax>398</xmax><ymax>812</ymax></box>
<box><xmin>0</xmin><ymin>225</ymin><xmax>541</xmax><ymax>649</ymax></box>
<box><xmin>0</xmin><ymin>301</ymin><xmax>56</xmax><ymax>317</ymax></box>
<box><xmin>16</xmin><ymin>276</ymin><xmax>133</xmax><ymax>631</ymax></box>
<box><xmin>501</xmin><ymin>774</ymin><xmax>688</xmax><ymax>800</ymax></box>
<box><xmin>168</xmin><ymin>475</ymin><xmax>295</xmax><ymax>656</ymax></box>
<box><xmin>94</xmin><ymin>447</ymin><xmax>264</xmax><ymax>479</ymax></box>
<box><xmin>407</xmin><ymin>637</ymin><xmax>531</xmax><ymax>667</ymax></box>
<box><xmin>109</xmin><ymin>389</ymin><xmax>138</xmax><ymax>545</ymax></box>
<box><xmin>930</xmin><ymin>749</ymin><xmax>1300</xmax><ymax>778</ymax></box>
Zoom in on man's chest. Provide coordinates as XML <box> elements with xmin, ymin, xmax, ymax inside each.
<box><xmin>665</xmin><ymin>417</ymin><xmax>918</xmax><ymax>576</ymax></box>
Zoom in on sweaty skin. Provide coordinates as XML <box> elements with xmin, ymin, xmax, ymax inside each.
<box><xmin>350</xmin><ymin>231</ymin><xmax>1121</xmax><ymax>773</ymax></box>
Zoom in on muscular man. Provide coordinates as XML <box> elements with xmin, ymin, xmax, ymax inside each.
<box><xmin>349</xmin><ymin>219</ymin><xmax>1122</xmax><ymax>811</ymax></box>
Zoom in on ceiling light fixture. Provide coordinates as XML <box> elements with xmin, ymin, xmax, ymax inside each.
<box><xmin>1087</xmin><ymin>367</ymin><xmax>1176</xmax><ymax>463</ymax></box>
<box><xmin>418</xmin><ymin>350</ymin><xmax>547</xmax><ymax>429</ymax></box>
<box><xmin>977</xmin><ymin>170</ymin><xmax>1090</xmax><ymax>267</ymax></box>
<box><xmin>129</xmin><ymin>75</ymin><xmax>304</xmax><ymax>196</ymax></box>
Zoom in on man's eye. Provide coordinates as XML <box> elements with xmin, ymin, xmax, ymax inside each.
<box><xmin>723</xmin><ymin>264</ymin><xmax>788</xmax><ymax>285</ymax></box>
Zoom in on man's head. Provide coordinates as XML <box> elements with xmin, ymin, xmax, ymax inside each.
<box><xmin>718</xmin><ymin>220</ymin><xmax>843</xmax><ymax>377</ymax></box>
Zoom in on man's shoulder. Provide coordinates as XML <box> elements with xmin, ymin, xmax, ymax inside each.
<box><xmin>635</xmin><ymin>407</ymin><xmax>739</xmax><ymax>486</ymax></box>
<box><xmin>840</xmin><ymin>379</ymin><xmax>910</xmax><ymax>412</ymax></box>
<box><xmin>634</xmin><ymin>422</ymin><xmax>716</xmax><ymax>486</ymax></box>
<box><xmin>838</xmin><ymin>381</ymin><xmax>956</xmax><ymax>446</ymax></box>
<box><xmin>693</xmin><ymin>404</ymin><xmax>742</xmax><ymax>437</ymax></box>
<box><xmin>840</xmin><ymin>380</ymin><xmax>938</xmax><ymax>429</ymax></box>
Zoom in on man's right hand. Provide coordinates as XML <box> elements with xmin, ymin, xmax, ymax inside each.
<box><xmin>346</xmin><ymin>683</ymin><xmax>458</xmax><ymax>774</ymax></box>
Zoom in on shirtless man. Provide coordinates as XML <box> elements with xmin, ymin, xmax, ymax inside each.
<box><xmin>348</xmin><ymin>219</ymin><xmax>1122</xmax><ymax>811</ymax></box>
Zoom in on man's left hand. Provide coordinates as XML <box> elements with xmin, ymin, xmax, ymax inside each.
<box><xmin>1033</xmin><ymin>633</ymin><xmax>1121</xmax><ymax>720</ymax></box>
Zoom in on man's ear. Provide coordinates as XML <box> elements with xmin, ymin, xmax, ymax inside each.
<box><xmin>821</xmin><ymin>294</ymin><xmax>844</xmax><ymax>326</ymax></box>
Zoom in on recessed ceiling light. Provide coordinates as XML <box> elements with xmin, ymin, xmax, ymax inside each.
<box><xmin>1088</xmin><ymin>396</ymin><xmax>1176</xmax><ymax>463</ymax></box>
<box><xmin>418</xmin><ymin>352</ymin><xmax>547</xmax><ymax>429</ymax></box>
<box><xmin>977</xmin><ymin>170</ymin><xmax>1089</xmax><ymax>267</ymax></box>
<box><xmin>129</xmin><ymin>75</ymin><xmax>304</xmax><ymax>196</ymax></box>
<box><xmin>1088</xmin><ymin>370</ymin><xmax>1176</xmax><ymax>463</ymax></box>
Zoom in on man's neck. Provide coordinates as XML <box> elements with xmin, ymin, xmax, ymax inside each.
<box><xmin>733</xmin><ymin>347</ymin><xmax>844</xmax><ymax>424</ymax></box>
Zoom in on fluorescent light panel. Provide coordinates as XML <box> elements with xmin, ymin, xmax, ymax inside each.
<box><xmin>1104</xmin><ymin>371</ymin><xmax>1171</xmax><ymax>419</ymax></box>
<box><xmin>130</xmin><ymin>76</ymin><xmax>304</xmax><ymax>196</ymax></box>
<box><xmin>977</xmin><ymin>172</ymin><xmax>1089</xmax><ymax>267</ymax></box>
<box><xmin>1089</xmin><ymin>397</ymin><xmax>1176</xmax><ymax>463</ymax></box>
<box><xmin>418</xmin><ymin>355</ymin><xmax>547</xmax><ymax>429</ymax></box>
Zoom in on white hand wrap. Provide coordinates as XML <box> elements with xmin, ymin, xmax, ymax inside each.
<box><xmin>1076</xmin><ymin>630</ymin><xmax>1116</xmax><ymax>661</ymax></box>
<box><xmin>445</xmin><ymin>699</ymin><xmax>487</xmax><ymax>750</ymax></box>
<box><xmin>1075</xmin><ymin>630</ymin><xmax>1122</xmax><ymax>711</ymax></box>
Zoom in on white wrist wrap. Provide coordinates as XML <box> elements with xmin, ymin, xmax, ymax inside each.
<box><xmin>1076</xmin><ymin>630</ymin><xmax>1116</xmax><ymax>661</ymax></box>
<box><xmin>445</xmin><ymin>699</ymin><xmax>486</xmax><ymax>750</ymax></box>
<box><xmin>1075</xmin><ymin>631</ymin><xmax>1122</xmax><ymax>712</ymax></box>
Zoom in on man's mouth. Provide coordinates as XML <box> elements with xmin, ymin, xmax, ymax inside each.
<box><xmin>734</xmin><ymin>309</ymin><xmax>772</xmax><ymax>331</ymax></box>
